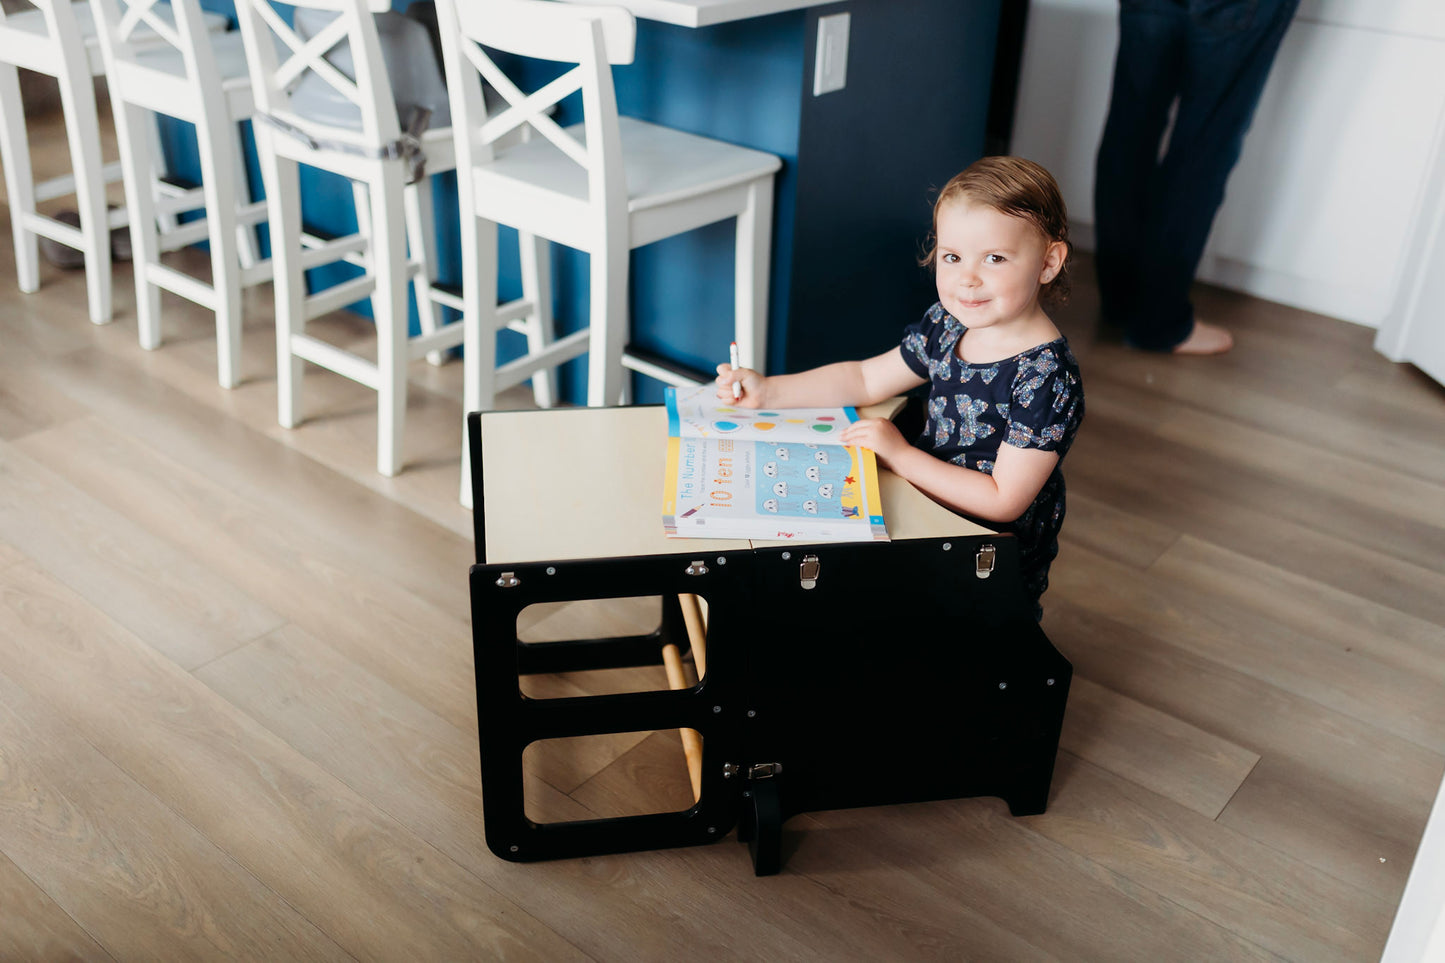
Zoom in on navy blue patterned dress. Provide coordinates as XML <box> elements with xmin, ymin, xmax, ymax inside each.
<box><xmin>898</xmin><ymin>302</ymin><xmax>1085</xmax><ymax>607</ymax></box>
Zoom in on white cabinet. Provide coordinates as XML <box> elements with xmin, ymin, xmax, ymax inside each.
<box><xmin>1375</xmin><ymin>104</ymin><xmax>1445</xmax><ymax>386</ymax></box>
<box><xmin>1011</xmin><ymin>0</ymin><xmax>1445</xmax><ymax>330</ymax></box>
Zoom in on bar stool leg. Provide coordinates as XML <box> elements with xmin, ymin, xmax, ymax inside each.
<box><xmin>141</xmin><ymin>111</ymin><xmax>180</xmax><ymax>236</ymax></box>
<box><xmin>197</xmin><ymin>110</ymin><xmax>243</xmax><ymax>389</ymax></box>
<box><xmin>265</xmin><ymin>150</ymin><xmax>306</xmax><ymax>429</ymax></box>
<box><xmin>734</xmin><ymin>177</ymin><xmax>773</xmax><ymax>374</ymax></box>
<box><xmin>404</xmin><ymin>174</ymin><xmax>448</xmax><ymax>366</ymax></box>
<box><xmin>371</xmin><ymin>172</ymin><xmax>410</xmax><ymax>476</ymax></box>
<box><xmin>586</xmin><ymin>237</ymin><xmax>629</xmax><ymax>407</ymax></box>
<box><xmin>518</xmin><ymin>230</ymin><xmax>554</xmax><ymax>408</ymax></box>
<box><xmin>0</xmin><ymin>64</ymin><xmax>38</xmax><ymax>294</ymax></box>
<box><xmin>114</xmin><ymin>99</ymin><xmax>163</xmax><ymax>349</ymax></box>
<box><xmin>231</xmin><ymin>122</ymin><xmax>260</xmax><ymax>271</ymax></box>
<box><xmin>350</xmin><ymin>179</ymin><xmax>372</xmax><ymax>273</ymax></box>
<box><xmin>56</xmin><ymin>55</ymin><xmax>112</xmax><ymax>325</ymax></box>
<box><xmin>459</xmin><ymin>213</ymin><xmax>499</xmax><ymax>508</ymax></box>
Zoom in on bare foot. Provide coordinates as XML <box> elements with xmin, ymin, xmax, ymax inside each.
<box><xmin>1172</xmin><ymin>320</ymin><xmax>1234</xmax><ymax>355</ymax></box>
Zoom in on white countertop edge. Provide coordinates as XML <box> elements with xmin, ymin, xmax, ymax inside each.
<box><xmin>566</xmin><ymin>0</ymin><xmax>843</xmax><ymax>29</ymax></box>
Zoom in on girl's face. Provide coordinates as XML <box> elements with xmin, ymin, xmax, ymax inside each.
<box><xmin>934</xmin><ymin>199</ymin><xmax>1065</xmax><ymax>331</ymax></box>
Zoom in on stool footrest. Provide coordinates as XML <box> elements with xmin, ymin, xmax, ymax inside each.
<box><xmin>620</xmin><ymin>343</ymin><xmax>708</xmax><ymax>389</ymax></box>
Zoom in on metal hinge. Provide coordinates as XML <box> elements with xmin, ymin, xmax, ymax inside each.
<box><xmin>723</xmin><ymin>762</ymin><xmax>783</xmax><ymax>780</ymax></box>
<box><xmin>975</xmin><ymin>544</ymin><xmax>995</xmax><ymax>579</ymax></box>
<box><xmin>495</xmin><ymin>571</ymin><xmax>520</xmax><ymax>588</ymax></box>
<box><xmin>685</xmin><ymin>559</ymin><xmax>709</xmax><ymax>577</ymax></box>
<box><xmin>799</xmin><ymin>554</ymin><xmax>820</xmax><ymax>590</ymax></box>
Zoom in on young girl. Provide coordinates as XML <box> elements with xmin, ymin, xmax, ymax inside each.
<box><xmin>717</xmin><ymin>155</ymin><xmax>1084</xmax><ymax>613</ymax></box>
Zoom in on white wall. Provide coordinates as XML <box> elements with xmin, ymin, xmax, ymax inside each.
<box><xmin>1382</xmin><ymin>763</ymin><xmax>1445</xmax><ymax>963</ymax></box>
<box><xmin>1375</xmin><ymin>89</ymin><xmax>1445</xmax><ymax>385</ymax></box>
<box><xmin>1011</xmin><ymin>0</ymin><xmax>1445</xmax><ymax>328</ymax></box>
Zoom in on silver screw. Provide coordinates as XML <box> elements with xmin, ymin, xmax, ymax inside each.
<box><xmin>717</xmin><ymin>556</ymin><xmax>728</xmax><ymax>565</ymax></box>
<box><xmin>1046</xmin><ymin>678</ymin><xmax>1056</xmax><ymax>686</ymax></box>
<box><xmin>942</xmin><ymin>542</ymin><xmax>952</xmax><ymax>551</ymax></box>
<box><xmin>998</xmin><ymin>682</ymin><xmax>1008</xmax><ymax>690</ymax></box>
<box><xmin>509</xmin><ymin>845</ymin><xmax>519</xmax><ymax>853</ymax></box>
<box><xmin>545</xmin><ymin>566</ymin><xmax>556</xmax><ymax>575</ymax></box>
<box><xmin>713</xmin><ymin>705</ymin><xmax>722</xmax><ymax>713</ymax></box>
<box><xmin>747</xmin><ymin>709</ymin><xmax>756</xmax><ymax>718</ymax></box>
<box><xmin>781</xmin><ymin>551</ymin><xmax>791</xmax><ymax>560</ymax></box>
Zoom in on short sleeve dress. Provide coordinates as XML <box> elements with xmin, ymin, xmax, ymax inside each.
<box><xmin>899</xmin><ymin>302</ymin><xmax>1085</xmax><ymax>606</ymax></box>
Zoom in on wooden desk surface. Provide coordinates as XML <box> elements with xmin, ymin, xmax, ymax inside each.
<box><xmin>479</xmin><ymin>405</ymin><xmax>993</xmax><ymax>565</ymax></box>
<box><xmin>560</xmin><ymin>0</ymin><xmax>840</xmax><ymax>28</ymax></box>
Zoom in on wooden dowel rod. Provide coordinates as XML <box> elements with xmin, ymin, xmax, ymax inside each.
<box><xmin>661</xmin><ymin>642</ymin><xmax>703</xmax><ymax>801</ymax></box>
<box><xmin>678</xmin><ymin>593</ymin><xmax>708</xmax><ymax>678</ymax></box>
<box><xmin>660</xmin><ymin>641</ymin><xmax>689</xmax><ymax>689</ymax></box>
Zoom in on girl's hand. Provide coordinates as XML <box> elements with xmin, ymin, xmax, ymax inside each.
<box><xmin>839</xmin><ymin>418</ymin><xmax>909</xmax><ymax>467</ymax></box>
<box><xmin>715</xmin><ymin>363</ymin><xmax>765</xmax><ymax>407</ymax></box>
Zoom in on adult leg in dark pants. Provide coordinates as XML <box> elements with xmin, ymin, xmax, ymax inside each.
<box><xmin>1094</xmin><ymin>0</ymin><xmax>1300</xmax><ymax>353</ymax></box>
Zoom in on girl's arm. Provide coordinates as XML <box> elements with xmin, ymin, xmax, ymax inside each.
<box><xmin>716</xmin><ymin>348</ymin><xmax>925</xmax><ymax>409</ymax></box>
<box><xmin>839</xmin><ymin>420</ymin><xmax>1059</xmax><ymax>523</ymax></box>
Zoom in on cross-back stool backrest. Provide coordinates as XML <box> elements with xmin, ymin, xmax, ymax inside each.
<box><xmin>90</xmin><ymin>0</ymin><xmax>226</xmax><ymax>102</ymax></box>
<box><xmin>233</xmin><ymin>0</ymin><xmax>402</xmax><ymax>152</ymax></box>
<box><xmin>436</xmin><ymin>0</ymin><xmax>636</xmax><ymax>223</ymax></box>
<box><xmin>0</xmin><ymin>0</ymin><xmax>97</xmax><ymax>79</ymax></box>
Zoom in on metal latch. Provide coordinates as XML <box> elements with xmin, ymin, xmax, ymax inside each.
<box><xmin>799</xmin><ymin>554</ymin><xmax>820</xmax><ymax>590</ymax></box>
<box><xmin>724</xmin><ymin>762</ymin><xmax>783</xmax><ymax>779</ymax></box>
<box><xmin>495</xmin><ymin>571</ymin><xmax>520</xmax><ymax>588</ymax></box>
<box><xmin>975</xmin><ymin>544</ymin><xmax>995</xmax><ymax>579</ymax></box>
<box><xmin>685</xmin><ymin>559</ymin><xmax>709</xmax><ymax>577</ymax></box>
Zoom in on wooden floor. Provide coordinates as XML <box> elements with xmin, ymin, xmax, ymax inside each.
<box><xmin>2</xmin><ymin>107</ymin><xmax>1444</xmax><ymax>962</ymax></box>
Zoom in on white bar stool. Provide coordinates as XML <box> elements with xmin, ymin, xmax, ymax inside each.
<box><xmin>233</xmin><ymin>0</ymin><xmax>469</xmax><ymax>476</ymax></box>
<box><xmin>89</xmin><ymin>0</ymin><xmax>270</xmax><ymax>388</ymax></box>
<box><xmin>0</xmin><ymin>0</ymin><xmax>226</xmax><ymax>325</ymax></box>
<box><xmin>435</xmin><ymin>0</ymin><xmax>781</xmax><ymax>506</ymax></box>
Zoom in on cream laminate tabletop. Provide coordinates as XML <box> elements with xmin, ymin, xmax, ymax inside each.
<box><xmin>479</xmin><ymin>404</ymin><xmax>994</xmax><ymax>565</ymax></box>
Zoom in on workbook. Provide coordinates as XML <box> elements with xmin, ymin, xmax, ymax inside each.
<box><xmin>662</xmin><ymin>385</ymin><xmax>888</xmax><ymax>542</ymax></box>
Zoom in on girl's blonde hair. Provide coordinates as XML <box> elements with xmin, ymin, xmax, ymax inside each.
<box><xmin>921</xmin><ymin>155</ymin><xmax>1071</xmax><ymax>307</ymax></box>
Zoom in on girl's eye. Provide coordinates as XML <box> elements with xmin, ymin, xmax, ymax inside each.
<box><xmin>941</xmin><ymin>253</ymin><xmax>960</xmax><ymax>264</ymax></box>
<box><xmin>985</xmin><ymin>254</ymin><xmax>1006</xmax><ymax>264</ymax></box>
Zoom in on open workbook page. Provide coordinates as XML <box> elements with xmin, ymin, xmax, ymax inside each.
<box><xmin>662</xmin><ymin>385</ymin><xmax>889</xmax><ymax>542</ymax></box>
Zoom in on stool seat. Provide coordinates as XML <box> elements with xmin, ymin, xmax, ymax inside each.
<box><xmin>132</xmin><ymin>29</ymin><xmax>252</xmax><ymax>85</ymax></box>
<box><xmin>476</xmin><ymin>116</ymin><xmax>780</xmax><ymax>250</ymax></box>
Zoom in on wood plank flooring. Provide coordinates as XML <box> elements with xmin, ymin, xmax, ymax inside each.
<box><xmin>1</xmin><ymin>106</ymin><xmax>1442</xmax><ymax>960</ymax></box>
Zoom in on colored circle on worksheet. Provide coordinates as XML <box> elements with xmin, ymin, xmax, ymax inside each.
<box><xmin>816</xmin><ymin>416</ymin><xmax>836</xmax><ymax>421</ymax></box>
<box><xmin>753</xmin><ymin>422</ymin><xmax>776</xmax><ymax>431</ymax></box>
<box><xmin>758</xmin><ymin>411</ymin><xmax>781</xmax><ymax>417</ymax></box>
<box><xmin>785</xmin><ymin>418</ymin><xmax>805</xmax><ymax>424</ymax></box>
<box><xmin>811</xmin><ymin>423</ymin><xmax>834</xmax><ymax>433</ymax></box>
<box><xmin>714</xmin><ymin>421</ymin><xmax>740</xmax><ymax>432</ymax></box>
